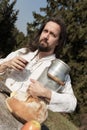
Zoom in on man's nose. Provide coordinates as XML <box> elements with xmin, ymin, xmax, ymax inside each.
<box><xmin>44</xmin><ymin>32</ymin><xmax>49</xmax><ymax>39</ymax></box>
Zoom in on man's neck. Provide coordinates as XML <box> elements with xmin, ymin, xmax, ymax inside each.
<box><xmin>38</xmin><ymin>50</ymin><xmax>54</xmax><ymax>59</ymax></box>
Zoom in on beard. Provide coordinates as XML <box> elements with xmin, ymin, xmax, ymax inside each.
<box><xmin>38</xmin><ymin>39</ymin><xmax>51</xmax><ymax>52</ymax></box>
<box><xmin>38</xmin><ymin>44</ymin><xmax>51</xmax><ymax>52</ymax></box>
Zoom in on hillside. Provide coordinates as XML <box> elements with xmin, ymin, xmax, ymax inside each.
<box><xmin>43</xmin><ymin>110</ymin><xmax>79</xmax><ymax>130</ymax></box>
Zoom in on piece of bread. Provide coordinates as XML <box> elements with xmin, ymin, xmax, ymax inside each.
<box><xmin>6</xmin><ymin>92</ymin><xmax>48</xmax><ymax>124</ymax></box>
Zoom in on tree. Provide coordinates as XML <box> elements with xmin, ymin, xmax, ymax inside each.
<box><xmin>12</xmin><ymin>27</ymin><xmax>27</xmax><ymax>50</ymax></box>
<box><xmin>0</xmin><ymin>0</ymin><xmax>19</xmax><ymax>57</ymax></box>
<box><xmin>27</xmin><ymin>0</ymin><xmax>87</xmax><ymax>127</ymax></box>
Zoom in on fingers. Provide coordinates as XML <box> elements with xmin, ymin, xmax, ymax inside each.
<box><xmin>30</xmin><ymin>78</ymin><xmax>36</xmax><ymax>83</ymax></box>
<box><xmin>28</xmin><ymin>79</ymin><xmax>45</xmax><ymax>98</ymax></box>
<box><xmin>27</xmin><ymin>85</ymin><xmax>36</xmax><ymax>98</ymax></box>
<box><xmin>10</xmin><ymin>56</ymin><xmax>28</xmax><ymax>71</ymax></box>
<box><xmin>27</xmin><ymin>80</ymin><xmax>38</xmax><ymax>97</ymax></box>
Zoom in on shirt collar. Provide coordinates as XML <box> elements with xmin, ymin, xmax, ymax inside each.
<box><xmin>33</xmin><ymin>50</ymin><xmax>56</xmax><ymax>61</ymax></box>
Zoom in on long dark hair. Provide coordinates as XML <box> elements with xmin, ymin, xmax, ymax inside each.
<box><xmin>28</xmin><ymin>16</ymin><xmax>66</xmax><ymax>58</ymax></box>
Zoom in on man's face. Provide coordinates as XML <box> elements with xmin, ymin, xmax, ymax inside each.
<box><xmin>39</xmin><ymin>21</ymin><xmax>61</xmax><ymax>52</ymax></box>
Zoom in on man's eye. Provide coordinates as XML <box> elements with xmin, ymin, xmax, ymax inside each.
<box><xmin>50</xmin><ymin>32</ymin><xmax>56</xmax><ymax>37</ymax></box>
<box><xmin>43</xmin><ymin>29</ymin><xmax>48</xmax><ymax>33</ymax></box>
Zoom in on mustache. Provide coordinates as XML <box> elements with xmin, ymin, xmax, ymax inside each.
<box><xmin>39</xmin><ymin>38</ymin><xmax>49</xmax><ymax>45</ymax></box>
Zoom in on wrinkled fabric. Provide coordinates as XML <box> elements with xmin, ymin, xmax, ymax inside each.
<box><xmin>0</xmin><ymin>48</ymin><xmax>77</xmax><ymax>112</ymax></box>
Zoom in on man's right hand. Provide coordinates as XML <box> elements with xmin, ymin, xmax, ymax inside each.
<box><xmin>0</xmin><ymin>56</ymin><xmax>28</xmax><ymax>73</ymax></box>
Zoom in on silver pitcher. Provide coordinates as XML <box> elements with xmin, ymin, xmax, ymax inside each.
<box><xmin>38</xmin><ymin>59</ymin><xmax>71</xmax><ymax>91</ymax></box>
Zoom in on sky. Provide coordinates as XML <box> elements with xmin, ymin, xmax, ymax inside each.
<box><xmin>10</xmin><ymin>0</ymin><xmax>47</xmax><ymax>35</ymax></box>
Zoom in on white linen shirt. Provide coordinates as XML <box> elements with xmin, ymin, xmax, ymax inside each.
<box><xmin>0</xmin><ymin>48</ymin><xmax>77</xmax><ymax>112</ymax></box>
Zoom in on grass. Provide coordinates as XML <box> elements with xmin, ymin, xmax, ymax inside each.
<box><xmin>43</xmin><ymin>110</ymin><xmax>79</xmax><ymax>130</ymax></box>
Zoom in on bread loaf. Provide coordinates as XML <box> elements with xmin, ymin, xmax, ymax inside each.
<box><xmin>6</xmin><ymin>91</ymin><xmax>48</xmax><ymax>124</ymax></box>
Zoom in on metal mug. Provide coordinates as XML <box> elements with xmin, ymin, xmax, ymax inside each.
<box><xmin>38</xmin><ymin>59</ymin><xmax>71</xmax><ymax>91</ymax></box>
<box><xmin>48</xmin><ymin>59</ymin><xmax>71</xmax><ymax>84</ymax></box>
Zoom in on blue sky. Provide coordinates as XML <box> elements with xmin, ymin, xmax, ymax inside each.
<box><xmin>10</xmin><ymin>0</ymin><xmax>47</xmax><ymax>35</ymax></box>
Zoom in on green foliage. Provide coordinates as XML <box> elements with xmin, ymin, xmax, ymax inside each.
<box><xmin>12</xmin><ymin>27</ymin><xmax>27</xmax><ymax>50</ymax></box>
<box><xmin>0</xmin><ymin>0</ymin><xmax>18</xmax><ymax>57</ymax></box>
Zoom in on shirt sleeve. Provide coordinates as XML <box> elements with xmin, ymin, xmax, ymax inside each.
<box><xmin>0</xmin><ymin>48</ymin><xmax>26</xmax><ymax>74</ymax></box>
<box><xmin>48</xmin><ymin>75</ymin><xmax>77</xmax><ymax>113</ymax></box>
<box><xmin>0</xmin><ymin>48</ymin><xmax>26</xmax><ymax>64</ymax></box>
